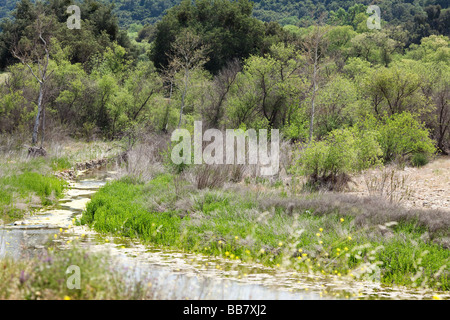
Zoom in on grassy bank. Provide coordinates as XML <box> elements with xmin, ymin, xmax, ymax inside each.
<box><xmin>0</xmin><ymin>138</ymin><xmax>122</xmax><ymax>223</ymax></box>
<box><xmin>0</xmin><ymin>171</ymin><xmax>67</xmax><ymax>222</ymax></box>
<box><xmin>0</xmin><ymin>246</ymin><xmax>153</xmax><ymax>300</ymax></box>
<box><xmin>0</xmin><ymin>155</ymin><xmax>70</xmax><ymax>223</ymax></box>
<box><xmin>81</xmin><ymin>173</ymin><xmax>450</xmax><ymax>291</ymax></box>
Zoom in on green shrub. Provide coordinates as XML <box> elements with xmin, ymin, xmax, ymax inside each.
<box><xmin>361</xmin><ymin>112</ymin><xmax>436</xmax><ymax>163</ymax></box>
<box><xmin>411</xmin><ymin>152</ymin><xmax>429</xmax><ymax>167</ymax></box>
<box><xmin>296</xmin><ymin>127</ymin><xmax>382</xmax><ymax>190</ymax></box>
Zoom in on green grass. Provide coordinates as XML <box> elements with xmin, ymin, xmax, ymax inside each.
<box><xmin>0</xmin><ymin>138</ymin><xmax>125</xmax><ymax>222</ymax></box>
<box><xmin>0</xmin><ymin>172</ymin><xmax>67</xmax><ymax>222</ymax></box>
<box><xmin>50</xmin><ymin>156</ymin><xmax>73</xmax><ymax>171</ymax></box>
<box><xmin>81</xmin><ymin>173</ymin><xmax>450</xmax><ymax>291</ymax></box>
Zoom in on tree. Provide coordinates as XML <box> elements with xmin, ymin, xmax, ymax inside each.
<box><xmin>11</xmin><ymin>12</ymin><xmax>54</xmax><ymax>146</ymax></box>
<box><xmin>200</xmin><ymin>58</ymin><xmax>241</xmax><ymax>129</ymax></box>
<box><xmin>150</xmin><ymin>0</ymin><xmax>269</xmax><ymax>74</ymax></box>
<box><xmin>166</xmin><ymin>29</ymin><xmax>209</xmax><ymax>128</ymax></box>
<box><xmin>314</xmin><ymin>74</ymin><xmax>358</xmax><ymax>138</ymax></box>
<box><xmin>361</xmin><ymin>64</ymin><xmax>425</xmax><ymax>118</ymax></box>
<box><xmin>1</xmin><ymin>0</ymin><xmax>136</xmax><ymax>72</ymax></box>
<box><xmin>301</xmin><ymin>25</ymin><xmax>330</xmax><ymax>142</ymax></box>
<box><xmin>349</xmin><ymin>31</ymin><xmax>401</xmax><ymax>66</ymax></box>
<box><xmin>224</xmin><ymin>43</ymin><xmax>305</xmax><ymax>130</ymax></box>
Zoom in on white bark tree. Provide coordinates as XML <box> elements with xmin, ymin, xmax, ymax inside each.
<box><xmin>166</xmin><ymin>30</ymin><xmax>209</xmax><ymax>128</ymax></box>
<box><xmin>303</xmin><ymin>25</ymin><xmax>330</xmax><ymax>143</ymax></box>
<box><xmin>11</xmin><ymin>14</ymin><xmax>53</xmax><ymax>147</ymax></box>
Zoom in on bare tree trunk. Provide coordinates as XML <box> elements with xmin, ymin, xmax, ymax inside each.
<box><xmin>164</xmin><ymin>81</ymin><xmax>173</xmax><ymax>132</ymax></box>
<box><xmin>178</xmin><ymin>69</ymin><xmax>189</xmax><ymax>128</ymax></box>
<box><xmin>309</xmin><ymin>46</ymin><xmax>319</xmax><ymax>143</ymax></box>
<box><xmin>12</xmin><ymin>15</ymin><xmax>52</xmax><ymax>147</ymax></box>
<box><xmin>40</xmin><ymin>103</ymin><xmax>45</xmax><ymax>148</ymax></box>
<box><xmin>32</xmin><ymin>83</ymin><xmax>44</xmax><ymax>145</ymax></box>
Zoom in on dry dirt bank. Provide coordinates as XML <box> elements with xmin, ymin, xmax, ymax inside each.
<box><xmin>347</xmin><ymin>156</ymin><xmax>449</xmax><ymax>212</ymax></box>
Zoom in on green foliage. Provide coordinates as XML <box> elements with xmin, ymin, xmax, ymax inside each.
<box><xmin>50</xmin><ymin>156</ymin><xmax>72</xmax><ymax>171</ymax></box>
<box><xmin>411</xmin><ymin>152</ymin><xmax>429</xmax><ymax>167</ymax></box>
<box><xmin>296</xmin><ymin>127</ymin><xmax>382</xmax><ymax>180</ymax></box>
<box><xmin>362</xmin><ymin>112</ymin><xmax>436</xmax><ymax>163</ymax></box>
<box><xmin>1</xmin><ymin>172</ymin><xmax>66</xmax><ymax>203</ymax></box>
<box><xmin>0</xmin><ymin>0</ymin><xmax>136</xmax><ymax>70</ymax></box>
<box><xmin>359</xmin><ymin>64</ymin><xmax>427</xmax><ymax>118</ymax></box>
<box><xmin>405</xmin><ymin>35</ymin><xmax>450</xmax><ymax>63</ymax></box>
<box><xmin>150</xmin><ymin>0</ymin><xmax>282</xmax><ymax>74</ymax></box>
<box><xmin>314</xmin><ymin>75</ymin><xmax>358</xmax><ymax>138</ymax></box>
<box><xmin>0</xmin><ymin>1</ymin><xmax>448</xmax><ymax>154</ymax></box>
<box><xmin>224</xmin><ymin>43</ymin><xmax>305</xmax><ymax>129</ymax></box>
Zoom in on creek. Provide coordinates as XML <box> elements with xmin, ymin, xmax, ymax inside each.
<box><xmin>1</xmin><ymin>168</ymin><xmax>448</xmax><ymax>300</ymax></box>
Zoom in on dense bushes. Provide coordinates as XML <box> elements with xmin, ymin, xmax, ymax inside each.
<box><xmin>296</xmin><ymin>127</ymin><xmax>382</xmax><ymax>190</ymax></box>
<box><xmin>362</xmin><ymin>112</ymin><xmax>437</xmax><ymax>163</ymax></box>
<box><xmin>296</xmin><ymin>112</ymin><xmax>437</xmax><ymax>190</ymax></box>
<box><xmin>0</xmin><ymin>1</ymin><xmax>448</xmax><ymax>157</ymax></box>
<box><xmin>150</xmin><ymin>0</ymin><xmax>285</xmax><ymax>74</ymax></box>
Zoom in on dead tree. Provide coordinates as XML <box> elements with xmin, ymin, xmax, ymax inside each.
<box><xmin>11</xmin><ymin>14</ymin><xmax>53</xmax><ymax>147</ymax></box>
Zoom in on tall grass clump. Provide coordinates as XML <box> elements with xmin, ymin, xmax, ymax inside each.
<box><xmin>411</xmin><ymin>152</ymin><xmax>429</xmax><ymax>167</ymax></box>
<box><xmin>0</xmin><ymin>247</ymin><xmax>155</xmax><ymax>300</ymax></box>
<box><xmin>0</xmin><ymin>172</ymin><xmax>67</xmax><ymax>222</ymax></box>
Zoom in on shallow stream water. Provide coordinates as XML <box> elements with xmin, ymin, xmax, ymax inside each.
<box><xmin>1</xmin><ymin>168</ymin><xmax>449</xmax><ymax>300</ymax></box>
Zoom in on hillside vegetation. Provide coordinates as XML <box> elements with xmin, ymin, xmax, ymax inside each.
<box><xmin>1</xmin><ymin>0</ymin><xmax>449</xmax><ymax>295</ymax></box>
